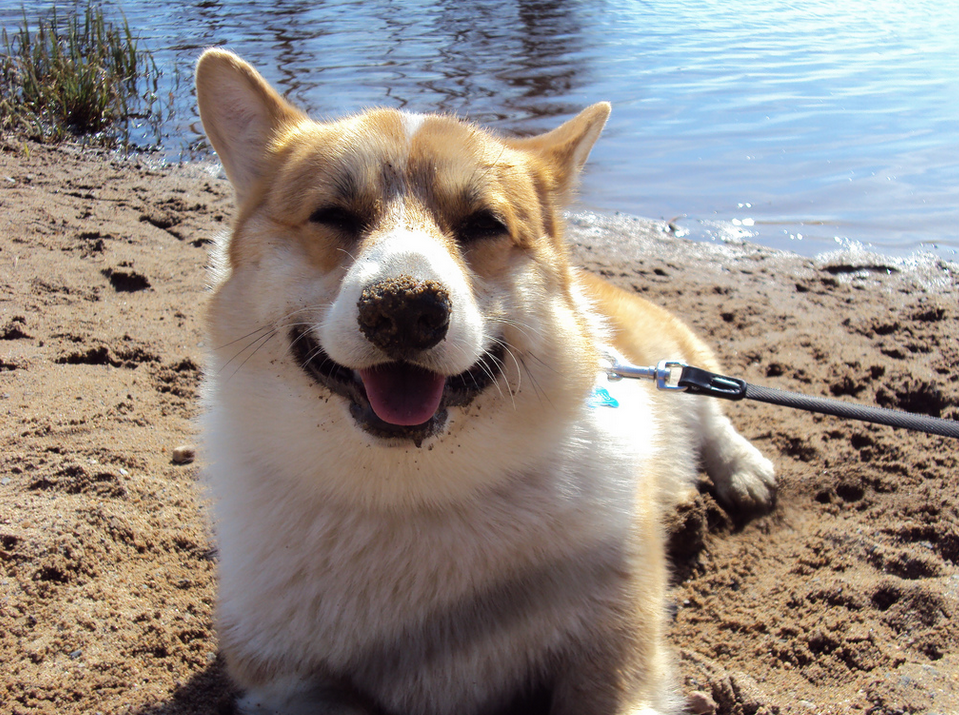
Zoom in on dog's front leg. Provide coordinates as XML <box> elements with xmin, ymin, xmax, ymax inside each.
<box><xmin>547</xmin><ymin>610</ymin><xmax>681</xmax><ymax>715</ymax></box>
<box><xmin>549</xmin><ymin>660</ymin><xmax>678</xmax><ymax>715</ymax></box>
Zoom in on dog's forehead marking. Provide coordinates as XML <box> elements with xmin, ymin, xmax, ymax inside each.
<box><xmin>400</xmin><ymin>112</ymin><xmax>428</xmax><ymax>141</ymax></box>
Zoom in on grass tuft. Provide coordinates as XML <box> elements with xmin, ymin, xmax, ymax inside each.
<box><xmin>0</xmin><ymin>2</ymin><xmax>163</xmax><ymax>146</ymax></box>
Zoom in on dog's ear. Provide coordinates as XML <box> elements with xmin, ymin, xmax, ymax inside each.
<box><xmin>510</xmin><ymin>102</ymin><xmax>611</xmax><ymax>201</ymax></box>
<box><xmin>195</xmin><ymin>49</ymin><xmax>306</xmax><ymax>204</ymax></box>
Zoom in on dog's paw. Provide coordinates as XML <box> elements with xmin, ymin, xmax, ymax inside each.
<box><xmin>698</xmin><ymin>404</ymin><xmax>777</xmax><ymax>514</ymax></box>
<box><xmin>712</xmin><ymin>439</ymin><xmax>776</xmax><ymax>513</ymax></box>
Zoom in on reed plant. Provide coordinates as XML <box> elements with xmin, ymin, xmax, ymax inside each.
<box><xmin>0</xmin><ymin>2</ymin><xmax>163</xmax><ymax>145</ymax></box>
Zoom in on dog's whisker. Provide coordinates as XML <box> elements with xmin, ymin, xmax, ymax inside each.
<box><xmin>220</xmin><ymin>329</ymin><xmax>275</xmax><ymax>367</ymax></box>
<box><xmin>487</xmin><ymin>315</ymin><xmax>540</xmax><ymax>344</ymax></box>
<box><xmin>336</xmin><ymin>246</ymin><xmax>358</xmax><ymax>262</ymax></box>
<box><xmin>500</xmin><ymin>347</ymin><xmax>529</xmax><ymax>410</ymax></box>
<box><xmin>215</xmin><ymin>324</ymin><xmax>273</xmax><ymax>351</ymax></box>
<box><xmin>479</xmin><ymin>339</ymin><xmax>515</xmax><ymax>407</ymax></box>
<box><xmin>220</xmin><ymin>330</ymin><xmax>279</xmax><ymax>380</ymax></box>
<box><xmin>218</xmin><ymin>312</ymin><xmax>325</xmax><ymax>380</ymax></box>
<box><xmin>303</xmin><ymin>345</ymin><xmax>342</xmax><ymax>376</ymax></box>
<box><xmin>286</xmin><ymin>324</ymin><xmax>319</xmax><ymax>352</ymax></box>
<box><xmin>517</xmin><ymin>353</ymin><xmax>549</xmax><ymax>407</ymax></box>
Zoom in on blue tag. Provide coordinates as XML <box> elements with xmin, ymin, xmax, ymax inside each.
<box><xmin>589</xmin><ymin>386</ymin><xmax>619</xmax><ymax>408</ymax></box>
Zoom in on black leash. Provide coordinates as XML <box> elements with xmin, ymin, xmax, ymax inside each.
<box><xmin>606</xmin><ymin>359</ymin><xmax>959</xmax><ymax>440</ymax></box>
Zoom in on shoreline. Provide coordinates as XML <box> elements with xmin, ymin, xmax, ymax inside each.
<box><xmin>565</xmin><ymin>208</ymin><xmax>959</xmax><ymax>292</ymax></box>
<box><xmin>77</xmin><ymin>134</ymin><xmax>959</xmax><ymax>263</ymax></box>
<box><xmin>2</xmin><ymin>139</ymin><xmax>957</xmax><ymax>714</ymax></box>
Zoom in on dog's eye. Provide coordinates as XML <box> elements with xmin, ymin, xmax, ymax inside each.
<box><xmin>308</xmin><ymin>206</ymin><xmax>364</xmax><ymax>236</ymax></box>
<box><xmin>456</xmin><ymin>210</ymin><xmax>507</xmax><ymax>244</ymax></box>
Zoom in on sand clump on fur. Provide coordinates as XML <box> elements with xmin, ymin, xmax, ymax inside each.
<box><xmin>1</xmin><ymin>139</ymin><xmax>957</xmax><ymax>714</ymax></box>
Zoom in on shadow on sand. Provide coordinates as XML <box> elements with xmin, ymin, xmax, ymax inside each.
<box><xmin>134</xmin><ymin>656</ymin><xmax>237</xmax><ymax>715</ymax></box>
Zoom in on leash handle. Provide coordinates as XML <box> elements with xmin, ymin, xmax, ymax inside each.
<box><xmin>606</xmin><ymin>358</ymin><xmax>959</xmax><ymax>440</ymax></box>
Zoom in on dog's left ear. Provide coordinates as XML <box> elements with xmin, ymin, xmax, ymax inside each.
<box><xmin>509</xmin><ymin>102</ymin><xmax>611</xmax><ymax>200</ymax></box>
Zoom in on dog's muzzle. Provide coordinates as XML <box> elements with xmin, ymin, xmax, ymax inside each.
<box><xmin>289</xmin><ymin>274</ymin><xmax>504</xmax><ymax>446</ymax></box>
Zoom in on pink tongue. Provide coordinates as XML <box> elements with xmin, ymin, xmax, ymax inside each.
<box><xmin>359</xmin><ymin>363</ymin><xmax>446</xmax><ymax>426</ymax></box>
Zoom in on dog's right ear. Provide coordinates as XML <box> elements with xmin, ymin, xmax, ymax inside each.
<box><xmin>195</xmin><ymin>49</ymin><xmax>306</xmax><ymax>204</ymax></box>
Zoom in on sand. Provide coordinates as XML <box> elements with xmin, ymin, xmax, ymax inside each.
<box><xmin>1</xmin><ymin>139</ymin><xmax>957</xmax><ymax>715</ymax></box>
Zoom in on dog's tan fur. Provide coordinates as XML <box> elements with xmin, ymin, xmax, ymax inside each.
<box><xmin>195</xmin><ymin>48</ymin><xmax>775</xmax><ymax>715</ymax></box>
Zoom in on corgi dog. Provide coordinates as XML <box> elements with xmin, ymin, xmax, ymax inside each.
<box><xmin>195</xmin><ymin>49</ymin><xmax>775</xmax><ymax>715</ymax></box>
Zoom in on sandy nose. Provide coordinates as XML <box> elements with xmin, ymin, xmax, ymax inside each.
<box><xmin>356</xmin><ymin>275</ymin><xmax>451</xmax><ymax>356</ymax></box>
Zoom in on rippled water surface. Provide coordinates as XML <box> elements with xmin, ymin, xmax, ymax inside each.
<box><xmin>3</xmin><ymin>0</ymin><xmax>958</xmax><ymax>257</ymax></box>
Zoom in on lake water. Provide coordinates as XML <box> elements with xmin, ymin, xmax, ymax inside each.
<box><xmin>3</xmin><ymin>0</ymin><xmax>958</xmax><ymax>259</ymax></box>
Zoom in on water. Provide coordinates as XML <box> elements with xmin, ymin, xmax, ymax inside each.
<box><xmin>3</xmin><ymin>0</ymin><xmax>958</xmax><ymax>259</ymax></box>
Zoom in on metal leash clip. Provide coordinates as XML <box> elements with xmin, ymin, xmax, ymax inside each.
<box><xmin>604</xmin><ymin>357</ymin><xmax>689</xmax><ymax>392</ymax></box>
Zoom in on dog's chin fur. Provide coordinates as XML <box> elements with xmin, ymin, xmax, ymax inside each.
<box><xmin>196</xmin><ymin>48</ymin><xmax>776</xmax><ymax>715</ymax></box>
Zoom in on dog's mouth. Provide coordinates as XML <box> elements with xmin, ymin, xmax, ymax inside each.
<box><xmin>289</xmin><ymin>326</ymin><xmax>505</xmax><ymax>446</ymax></box>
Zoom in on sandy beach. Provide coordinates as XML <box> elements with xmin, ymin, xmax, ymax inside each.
<box><xmin>1</xmin><ymin>138</ymin><xmax>957</xmax><ymax>714</ymax></box>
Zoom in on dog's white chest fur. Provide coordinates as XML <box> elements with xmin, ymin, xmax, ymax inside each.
<box><xmin>209</xmin><ymin>388</ymin><xmax>654</xmax><ymax>713</ymax></box>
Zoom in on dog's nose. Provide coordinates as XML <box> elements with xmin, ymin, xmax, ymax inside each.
<box><xmin>357</xmin><ymin>276</ymin><xmax>451</xmax><ymax>356</ymax></box>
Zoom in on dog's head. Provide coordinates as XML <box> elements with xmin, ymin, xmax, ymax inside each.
<box><xmin>197</xmin><ymin>49</ymin><xmax>609</xmax><ymax>500</ymax></box>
